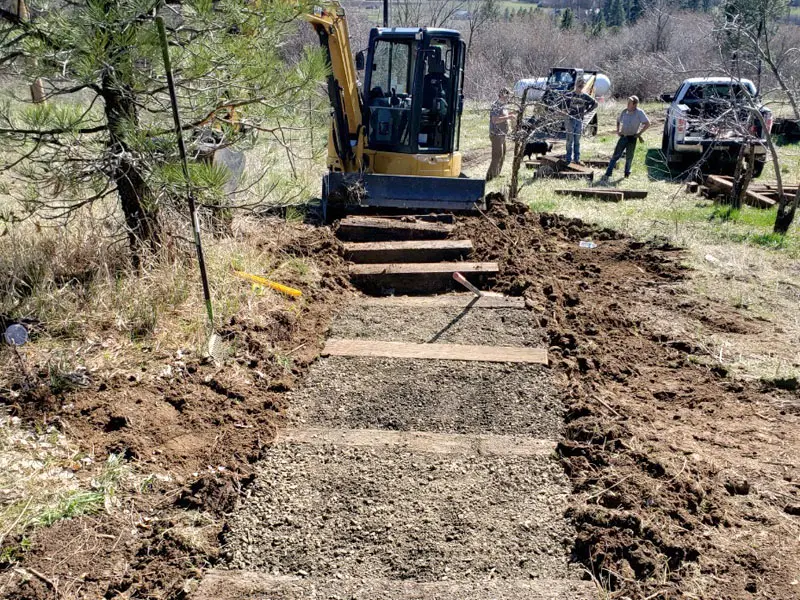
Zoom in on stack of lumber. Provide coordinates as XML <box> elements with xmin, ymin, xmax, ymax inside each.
<box><xmin>536</xmin><ymin>156</ymin><xmax>595</xmax><ymax>182</ymax></box>
<box><xmin>691</xmin><ymin>175</ymin><xmax>798</xmax><ymax>209</ymax></box>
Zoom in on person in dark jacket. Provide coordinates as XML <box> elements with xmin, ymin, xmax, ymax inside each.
<box><xmin>562</xmin><ymin>81</ymin><xmax>597</xmax><ymax>165</ymax></box>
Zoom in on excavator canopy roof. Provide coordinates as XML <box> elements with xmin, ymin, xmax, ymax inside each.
<box><xmin>373</xmin><ymin>27</ymin><xmax>461</xmax><ymax>38</ymax></box>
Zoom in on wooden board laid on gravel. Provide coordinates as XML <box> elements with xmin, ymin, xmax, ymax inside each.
<box><xmin>192</xmin><ymin>571</ymin><xmax>597</xmax><ymax>600</ymax></box>
<box><xmin>280</xmin><ymin>427</ymin><xmax>556</xmax><ymax>456</ymax></box>
<box><xmin>322</xmin><ymin>338</ymin><xmax>548</xmax><ymax>364</ymax></box>
<box><xmin>343</xmin><ymin>239</ymin><xmax>473</xmax><ymax>264</ymax></box>
<box><xmin>337</xmin><ymin>216</ymin><xmax>454</xmax><ymax>242</ymax></box>
<box><xmin>358</xmin><ymin>292</ymin><xmax>525</xmax><ymax>309</ymax></box>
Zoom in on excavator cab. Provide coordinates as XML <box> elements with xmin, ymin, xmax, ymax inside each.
<box><xmin>363</xmin><ymin>30</ymin><xmax>460</xmax><ymax>157</ymax></box>
<box><xmin>307</xmin><ymin>5</ymin><xmax>485</xmax><ymax>215</ymax></box>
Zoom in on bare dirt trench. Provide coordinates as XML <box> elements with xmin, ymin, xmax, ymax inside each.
<box><xmin>192</xmin><ymin>219</ymin><xmax>597</xmax><ymax>599</ymax></box>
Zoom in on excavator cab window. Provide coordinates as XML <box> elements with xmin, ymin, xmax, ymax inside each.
<box><xmin>367</xmin><ymin>40</ymin><xmax>415</xmax><ymax>149</ymax></box>
<box><xmin>418</xmin><ymin>40</ymin><xmax>453</xmax><ymax>151</ymax></box>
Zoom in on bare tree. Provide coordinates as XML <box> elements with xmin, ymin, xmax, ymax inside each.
<box><xmin>391</xmin><ymin>0</ymin><xmax>466</xmax><ymax>28</ymax></box>
<box><xmin>463</xmin><ymin>0</ymin><xmax>499</xmax><ymax>57</ymax></box>
<box><xmin>719</xmin><ymin>0</ymin><xmax>799</xmax><ymax>119</ymax></box>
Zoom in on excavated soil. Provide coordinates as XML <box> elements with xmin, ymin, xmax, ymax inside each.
<box><xmin>2</xmin><ymin>201</ymin><xmax>799</xmax><ymax>600</ymax></box>
<box><xmin>457</xmin><ymin>197</ymin><xmax>800</xmax><ymax>600</ymax></box>
<box><xmin>0</xmin><ymin>225</ymin><xmax>355</xmax><ymax>599</ymax></box>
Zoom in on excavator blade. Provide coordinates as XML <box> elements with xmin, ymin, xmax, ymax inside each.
<box><xmin>324</xmin><ymin>173</ymin><xmax>486</xmax><ymax>213</ymax></box>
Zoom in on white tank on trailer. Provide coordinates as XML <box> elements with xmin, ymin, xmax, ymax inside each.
<box><xmin>589</xmin><ymin>73</ymin><xmax>612</xmax><ymax>97</ymax></box>
<box><xmin>514</xmin><ymin>73</ymin><xmax>612</xmax><ymax>99</ymax></box>
<box><xmin>513</xmin><ymin>77</ymin><xmax>547</xmax><ymax>100</ymax></box>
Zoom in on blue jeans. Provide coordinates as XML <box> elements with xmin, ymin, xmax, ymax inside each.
<box><xmin>565</xmin><ymin>117</ymin><xmax>583</xmax><ymax>163</ymax></box>
<box><xmin>605</xmin><ymin>135</ymin><xmax>638</xmax><ymax>177</ymax></box>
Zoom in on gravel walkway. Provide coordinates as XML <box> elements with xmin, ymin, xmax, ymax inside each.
<box><xmin>216</xmin><ymin>301</ymin><xmax>592</xmax><ymax>599</ymax></box>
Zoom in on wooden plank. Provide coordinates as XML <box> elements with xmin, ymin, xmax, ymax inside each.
<box><xmin>706</xmin><ymin>175</ymin><xmax>734</xmax><ymax>191</ymax></box>
<box><xmin>280</xmin><ymin>428</ymin><xmax>556</xmax><ymax>456</ymax></box>
<box><xmin>583</xmin><ymin>158</ymin><xmax>611</xmax><ymax>168</ymax></box>
<box><xmin>547</xmin><ymin>171</ymin><xmax>594</xmax><ymax>181</ymax></box>
<box><xmin>555</xmin><ymin>189</ymin><xmax>623</xmax><ymax>202</ymax></box>
<box><xmin>343</xmin><ymin>239</ymin><xmax>473</xmax><ymax>264</ymax></box>
<box><xmin>337</xmin><ymin>216</ymin><xmax>454</xmax><ymax>242</ymax></box>
<box><xmin>582</xmin><ymin>188</ymin><xmax>648</xmax><ymax>199</ymax></box>
<box><xmin>350</xmin><ymin>262</ymin><xmax>498</xmax><ymax>276</ymax></box>
<box><xmin>359</xmin><ymin>292</ymin><xmax>526</xmax><ymax>309</ymax></box>
<box><xmin>379</xmin><ymin>214</ymin><xmax>456</xmax><ymax>224</ymax></box>
<box><xmin>323</xmin><ymin>338</ymin><xmax>548</xmax><ymax>364</ymax></box>
<box><xmin>706</xmin><ymin>175</ymin><xmax>776</xmax><ymax>208</ymax></box>
<box><xmin>194</xmin><ymin>571</ymin><xmax>597</xmax><ymax>600</ymax></box>
<box><xmin>744</xmin><ymin>189</ymin><xmax>777</xmax><ymax>209</ymax></box>
<box><xmin>349</xmin><ymin>261</ymin><xmax>499</xmax><ymax>295</ymax></box>
<box><xmin>562</xmin><ymin>162</ymin><xmax>595</xmax><ymax>175</ymax></box>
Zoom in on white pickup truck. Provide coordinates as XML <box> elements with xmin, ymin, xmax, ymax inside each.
<box><xmin>661</xmin><ymin>77</ymin><xmax>773</xmax><ymax>177</ymax></box>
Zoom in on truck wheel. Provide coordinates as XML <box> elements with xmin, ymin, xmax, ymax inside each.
<box><xmin>661</xmin><ymin>128</ymin><xmax>669</xmax><ymax>154</ymax></box>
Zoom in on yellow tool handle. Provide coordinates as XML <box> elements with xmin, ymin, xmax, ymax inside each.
<box><xmin>233</xmin><ymin>270</ymin><xmax>303</xmax><ymax>298</ymax></box>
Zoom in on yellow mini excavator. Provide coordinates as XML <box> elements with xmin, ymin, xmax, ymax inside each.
<box><xmin>305</xmin><ymin>3</ymin><xmax>485</xmax><ymax>214</ymax></box>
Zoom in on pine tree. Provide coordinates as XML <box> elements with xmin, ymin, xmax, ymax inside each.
<box><xmin>608</xmin><ymin>0</ymin><xmax>626</xmax><ymax>27</ymax></box>
<box><xmin>0</xmin><ymin>1</ymin><xmax>324</xmax><ymax>265</ymax></box>
<box><xmin>628</xmin><ymin>0</ymin><xmax>644</xmax><ymax>22</ymax></box>
<box><xmin>591</xmin><ymin>9</ymin><xmax>606</xmax><ymax>35</ymax></box>
<box><xmin>602</xmin><ymin>0</ymin><xmax>614</xmax><ymax>21</ymax></box>
<box><xmin>560</xmin><ymin>7</ymin><xmax>575</xmax><ymax>29</ymax></box>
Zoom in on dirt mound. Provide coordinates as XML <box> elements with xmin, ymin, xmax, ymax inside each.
<box><xmin>1</xmin><ymin>225</ymin><xmax>353</xmax><ymax>599</ymax></box>
<box><xmin>457</xmin><ymin>202</ymin><xmax>800</xmax><ymax>599</ymax></box>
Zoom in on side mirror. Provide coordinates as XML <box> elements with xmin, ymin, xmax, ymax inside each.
<box><xmin>356</xmin><ymin>50</ymin><xmax>365</xmax><ymax>71</ymax></box>
<box><xmin>660</xmin><ymin>93</ymin><xmax>674</xmax><ymax>103</ymax></box>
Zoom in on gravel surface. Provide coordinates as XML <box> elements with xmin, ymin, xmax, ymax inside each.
<box><xmin>288</xmin><ymin>357</ymin><xmax>561</xmax><ymax>438</ymax></box>
<box><xmin>330</xmin><ymin>306</ymin><xmax>545</xmax><ymax>347</ymax></box>
<box><xmin>195</xmin><ymin>571</ymin><xmax>596</xmax><ymax>599</ymax></box>
<box><xmin>221</xmin><ymin>300</ymin><xmax>585</xmax><ymax>597</ymax></box>
<box><xmin>225</xmin><ymin>441</ymin><xmax>578</xmax><ymax>582</ymax></box>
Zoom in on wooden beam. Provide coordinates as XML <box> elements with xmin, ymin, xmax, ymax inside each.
<box><xmin>343</xmin><ymin>239</ymin><xmax>473</xmax><ymax>264</ymax></box>
<box><xmin>744</xmin><ymin>189</ymin><xmax>777</xmax><ymax>209</ymax></box>
<box><xmin>555</xmin><ymin>189</ymin><xmax>623</xmax><ymax>202</ymax></box>
<box><xmin>349</xmin><ymin>261</ymin><xmax>499</xmax><ymax>294</ymax></box>
<box><xmin>337</xmin><ymin>216</ymin><xmax>454</xmax><ymax>242</ymax></box>
<box><xmin>323</xmin><ymin>338</ymin><xmax>548</xmax><ymax>364</ymax></box>
<box><xmin>583</xmin><ymin>159</ymin><xmax>611</xmax><ymax>168</ymax></box>
<box><xmin>359</xmin><ymin>293</ymin><xmax>526</xmax><ymax>309</ymax></box>
<box><xmin>706</xmin><ymin>175</ymin><xmax>776</xmax><ymax>208</ymax></box>
<box><xmin>280</xmin><ymin>428</ymin><xmax>556</xmax><ymax>456</ymax></box>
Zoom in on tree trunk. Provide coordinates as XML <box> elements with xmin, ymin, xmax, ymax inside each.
<box><xmin>508</xmin><ymin>89</ymin><xmax>530</xmax><ymax>200</ymax></box>
<box><xmin>102</xmin><ymin>75</ymin><xmax>159</xmax><ymax>268</ymax></box>
<box><xmin>775</xmin><ymin>189</ymin><xmax>799</xmax><ymax>235</ymax></box>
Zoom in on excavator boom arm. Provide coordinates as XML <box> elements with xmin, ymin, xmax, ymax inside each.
<box><xmin>305</xmin><ymin>4</ymin><xmax>363</xmax><ymax>170</ymax></box>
